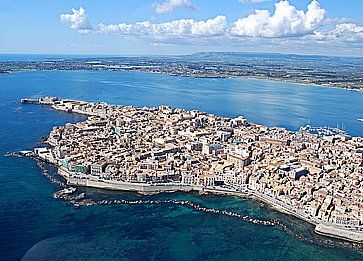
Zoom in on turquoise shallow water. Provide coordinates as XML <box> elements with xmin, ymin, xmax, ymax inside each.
<box><xmin>0</xmin><ymin>70</ymin><xmax>363</xmax><ymax>260</ymax></box>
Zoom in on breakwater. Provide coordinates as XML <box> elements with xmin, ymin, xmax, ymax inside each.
<box><xmin>95</xmin><ymin>198</ymin><xmax>276</xmax><ymax>226</ymax></box>
<box><xmin>66</xmin><ymin>197</ymin><xmax>363</xmax><ymax>250</ymax></box>
<box><xmin>34</xmin><ymin>158</ymin><xmax>275</xmax><ymax>227</ymax></box>
<box><xmin>30</xmin><ymin>154</ymin><xmax>363</xmax><ymax>250</ymax></box>
<box><xmin>34</xmin><ymin>159</ymin><xmax>66</xmax><ymax>188</ymax></box>
<box><xmin>30</xmin><ymin>157</ymin><xmax>363</xmax><ymax>251</ymax></box>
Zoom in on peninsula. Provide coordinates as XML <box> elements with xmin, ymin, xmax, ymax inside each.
<box><xmin>22</xmin><ymin>96</ymin><xmax>363</xmax><ymax>243</ymax></box>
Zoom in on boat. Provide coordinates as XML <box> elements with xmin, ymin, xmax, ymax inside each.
<box><xmin>62</xmin><ymin>187</ymin><xmax>76</xmax><ymax>194</ymax></box>
<box><xmin>19</xmin><ymin>150</ymin><xmax>33</xmax><ymax>156</ymax></box>
<box><xmin>53</xmin><ymin>187</ymin><xmax>76</xmax><ymax>198</ymax></box>
<box><xmin>358</xmin><ymin>118</ymin><xmax>363</xmax><ymax>122</ymax></box>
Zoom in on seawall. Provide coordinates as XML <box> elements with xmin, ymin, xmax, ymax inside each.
<box><xmin>315</xmin><ymin>224</ymin><xmax>363</xmax><ymax>244</ymax></box>
<box><xmin>65</xmin><ymin>176</ymin><xmax>197</xmax><ymax>194</ymax></box>
<box><xmin>56</xmin><ymin>167</ymin><xmax>362</xmax><ymax>244</ymax></box>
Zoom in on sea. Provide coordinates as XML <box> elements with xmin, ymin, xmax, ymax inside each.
<box><xmin>0</xmin><ymin>70</ymin><xmax>363</xmax><ymax>260</ymax></box>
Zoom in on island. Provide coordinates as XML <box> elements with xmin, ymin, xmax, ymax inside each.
<box><xmin>22</xmin><ymin>96</ymin><xmax>363</xmax><ymax>243</ymax></box>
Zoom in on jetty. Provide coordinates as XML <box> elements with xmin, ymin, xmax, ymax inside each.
<box><xmin>20</xmin><ymin>98</ymin><xmax>39</xmax><ymax>104</ymax></box>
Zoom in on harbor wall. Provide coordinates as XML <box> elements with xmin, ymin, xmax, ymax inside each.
<box><xmin>252</xmin><ymin>192</ymin><xmax>319</xmax><ymax>225</ymax></box>
<box><xmin>57</xmin><ymin>167</ymin><xmax>363</xmax><ymax>244</ymax></box>
<box><xmin>315</xmin><ymin>224</ymin><xmax>363</xmax><ymax>243</ymax></box>
<box><xmin>66</xmin><ymin>176</ymin><xmax>197</xmax><ymax>194</ymax></box>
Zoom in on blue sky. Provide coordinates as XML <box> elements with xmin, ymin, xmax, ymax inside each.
<box><xmin>0</xmin><ymin>0</ymin><xmax>362</xmax><ymax>56</ymax></box>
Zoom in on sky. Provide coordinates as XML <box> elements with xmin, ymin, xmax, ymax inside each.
<box><xmin>0</xmin><ymin>0</ymin><xmax>363</xmax><ymax>56</ymax></box>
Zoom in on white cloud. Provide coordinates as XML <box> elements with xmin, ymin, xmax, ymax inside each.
<box><xmin>153</xmin><ymin>0</ymin><xmax>196</xmax><ymax>14</ymax></box>
<box><xmin>60</xmin><ymin>7</ymin><xmax>93</xmax><ymax>33</ymax></box>
<box><xmin>311</xmin><ymin>23</ymin><xmax>363</xmax><ymax>42</ymax></box>
<box><xmin>231</xmin><ymin>0</ymin><xmax>326</xmax><ymax>37</ymax></box>
<box><xmin>99</xmin><ymin>15</ymin><xmax>227</xmax><ymax>37</ymax></box>
<box><xmin>191</xmin><ymin>15</ymin><xmax>228</xmax><ymax>35</ymax></box>
<box><xmin>60</xmin><ymin>1</ymin><xmax>363</xmax><ymax>45</ymax></box>
<box><xmin>332</xmin><ymin>23</ymin><xmax>363</xmax><ymax>41</ymax></box>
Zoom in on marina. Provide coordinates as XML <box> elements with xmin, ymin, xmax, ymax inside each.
<box><xmin>299</xmin><ymin>124</ymin><xmax>347</xmax><ymax>137</ymax></box>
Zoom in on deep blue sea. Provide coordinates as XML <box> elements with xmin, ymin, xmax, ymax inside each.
<box><xmin>0</xmin><ymin>70</ymin><xmax>363</xmax><ymax>260</ymax></box>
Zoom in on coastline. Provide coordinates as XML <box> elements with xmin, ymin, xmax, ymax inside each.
<box><xmin>3</xmin><ymin>68</ymin><xmax>363</xmax><ymax>93</ymax></box>
<box><xmin>30</xmin><ymin>155</ymin><xmax>363</xmax><ymax>251</ymax></box>
<box><xmin>315</xmin><ymin>224</ymin><xmax>363</xmax><ymax>244</ymax></box>
<box><xmin>236</xmin><ymin>75</ymin><xmax>363</xmax><ymax>93</ymax></box>
<box><xmin>23</xmin><ymin>96</ymin><xmax>363</xmax><ymax>245</ymax></box>
<box><xmin>56</xmin><ymin>165</ymin><xmax>363</xmax><ymax>244</ymax></box>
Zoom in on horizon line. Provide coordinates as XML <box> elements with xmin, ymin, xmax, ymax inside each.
<box><xmin>0</xmin><ymin>51</ymin><xmax>363</xmax><ymax>59</ymax></box>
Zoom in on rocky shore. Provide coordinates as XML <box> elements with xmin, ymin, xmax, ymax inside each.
<box><xmin>30</xmin><ymin>155</ymin><xmax>363</xmax><ymax>246</ymax></box>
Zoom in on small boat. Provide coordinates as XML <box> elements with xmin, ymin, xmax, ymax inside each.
<box><xmin>53</xmin><ymin>187</ymin><xmax>76</xmax><ymax>198</ymax></box>
<box><xmin>19</xmin><ymin>150</ymin><xmax>33</xmax><ymax>156</ymax></box>
<box><xmin>62</xmin><ymin>187</ymin><xmax>76</xmax><ymax>194</ymax></box>
<box><xmin>358</xmin><ymin>118</ymin><xmax>363</xmax><ymax>122</ymax></box>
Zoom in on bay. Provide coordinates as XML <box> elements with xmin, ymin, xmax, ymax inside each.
<box><xmin>0</xmin><ymin>70</ymin><xmax>362</xmax><ymax>260</ymax></box>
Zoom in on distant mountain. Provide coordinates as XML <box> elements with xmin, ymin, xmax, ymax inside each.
<box><xmin>184</xmin><ymin>51</ymin><xmax>363</xmax><ymax>62</ymax></box>
<box><xmin>180</xmin><ymin>51</ymin><xmax>363</xmax><ymax>68</ymax></box>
